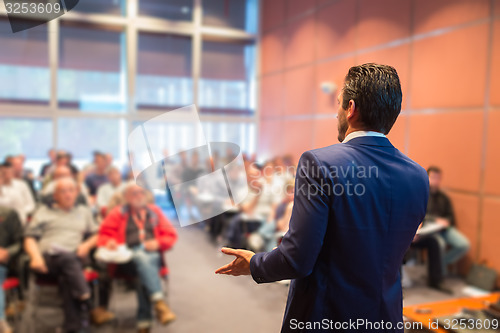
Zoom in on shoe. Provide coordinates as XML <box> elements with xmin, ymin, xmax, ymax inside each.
<box><xmin>5</xmin><ymin>300</ymin><xmax>26</xmax><ymax>318</ymax></box>
<box><xmin>154</xmin><ymin>300</ymin><xmax>176</xmax><ymax>325</ymax></box>
<box><xmin>90</xmin><ymin>306</ymin><xmax>115</xmax><ymax>325</ymax></box>
<box><xmin>0</xmin><ymin>320</ymin><xmax>12</xmax><ymax>333</ymax></box>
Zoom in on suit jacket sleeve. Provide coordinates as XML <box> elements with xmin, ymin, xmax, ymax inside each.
<box><xmin>250</xmin><ymin>151</ymin><xmax>330</xmax><ymax>283</ymax></box>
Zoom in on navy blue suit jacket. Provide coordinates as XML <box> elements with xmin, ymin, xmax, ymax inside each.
<box><xmin>250</xmin><ymin>136</ymin><xmax>429</xmax><ymax>332</ymax></box>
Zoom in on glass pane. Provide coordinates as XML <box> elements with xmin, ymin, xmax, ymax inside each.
<box><xmin>139</xmin><ymin>0</ymin><xmax>193</xmax><ymax>21</ymax></box>
<box><xmin>132</xmin><ymin>121</ymin><xmax>197</xmax><ymax>157</ymax></box>
<box><xmin>73</xmin><ymin>0</ymin><xmax>125</xmax><ymax>15</ymax></box>
<box><xmin>58</xmin><ymin>24</ymin><xmax>126</xmax><ymax>112</ymax></box>
<box><xmin>199</xmin><ymin>40</ymin><xmax>255</xmax><ymax>115</ymax></box>
<box><xmin>0</xmin><ymin>117</ymin><xmax>53</xmax><ymax>159</ymax></box>
<box><xmin>57</xmin><ymin>118</ymin><xmax>127</xmax><ymax>166</ymax></box>
<box><xmin>137</xmin><ymin>32</ymin><xmax>193</xmax><ymax>109</ymax></box>
<box><xmin>202</xmin><ymin>0</ymin><xmax>259</xmax><ymax>33</ymax></box>
<box><xmin>202</xmin><ymin>121</ymin><xmax>255</xmax><ymax>154</ymax></box>
<box><xmin>0</xmin><ymin>19</ymin><xmax>50</xmax><ymax>104</ymax></box>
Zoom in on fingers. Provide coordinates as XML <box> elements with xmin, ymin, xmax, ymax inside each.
<box><xmin>220</xmin><ymin>247</ymin><xmax>243</xmax><ymax>257</ymax></box>
<box><xmin>215</xmin><ymin>261</ymin><xmax>234</xmax><ymax>274</ymax></box>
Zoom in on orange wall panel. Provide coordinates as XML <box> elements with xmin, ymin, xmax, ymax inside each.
<box><xmin>261</xmin><ymin>0</ymin><xmax>286</xmax><ymax>33</ymax></box>
<box><xmin>261</xmin><ymin>27</ymin><xmax>286</xmax><ymax>74</ymax></box>
<box><xmin>285</xmin><ymin>13</ymin><xmax>315</xmax><ymax>69</ymax></box>
<box><xmin>479</xmin><ymin>198</ymin><xmax>500</xmax><ymax>272</ymax></box>
<box><xmin>284</xmin><ymin>65</ymin><xmax>316</xmax><ymax>116</ymax></box>
<box><xmin>490</xmin><ymin>19</ymin><xmax>500</xmax><ymax>107</ymax></box>
<box><xmin>413</xmin><ymin>0</ymin><xmax>490</xmax><ymax>35</ymax></box>
<box><xmin>312</xmin><ymin>118</ymin><xmax>339</xmax><ymax>149</ymax></box>
<box><xmin>258</xmin><ymin>119</ymin><xmax>284</xmax><ymax>158</ymax></box>
<box><xmin>282</xmin><ymin>119</ymin><xmax>314</xmax><ymax>158</ymax></box>
<box><xmin>260</xmin><ymin>73</ymin><xmax>284</xmax><ymax>119</ymax></box>
<box><xmin>483</xmin><ymin>111</ymin><xmax>500</xmax><ymax>195</ymax></box>
<box><xmin>357</xmin><ymin>0</ymin><xmax>411</xmax><ymax>49</ymax></box>
<box><xmin>408</xmin><ymin>111</ymin><xmax>484</xmax><ymax>192</ymax></box>
<box><xmin>410</xmin><ymin>23</ymin><xmax>489</xmax><ymax>110</ymax></box>
<box><xmin>286</xmin><ymin>0</ymin><xmax>317</xmax><ymax>20</ymax></box>
<box><xmin>258</xmin><ymin>0</ymin><xmax>499</xmax><ymax>278</ymax></box>
<box><xmin>315</xmin><ymin>0</ymin><xmax>357</xmax><ymax>60</ymax></box>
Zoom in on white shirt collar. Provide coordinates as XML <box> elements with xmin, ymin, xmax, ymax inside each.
<box><xmin>342</xmin><ymin>131</ymin><xmax>386</xmax><ymax>144</ymax></box>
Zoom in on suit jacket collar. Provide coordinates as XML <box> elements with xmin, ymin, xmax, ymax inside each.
<box><xmin>343</xmin><ymin>135</ymin><xmax>394</xmax><ymax>148</ymax></box>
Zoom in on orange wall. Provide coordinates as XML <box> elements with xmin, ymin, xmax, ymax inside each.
<box><xmin>258</xmin><ymin>0</ymin><xmax>500</xmax><ymax>276</ymax></box>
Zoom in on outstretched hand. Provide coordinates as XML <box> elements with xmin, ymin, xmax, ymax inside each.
<box><xmin>215</xmin><ymin>247</ymin><xmax>255</xmax><ymax>276</ymax></box>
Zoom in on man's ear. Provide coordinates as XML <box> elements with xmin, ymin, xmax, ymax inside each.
<box><xmin>346</xmin><ymin>99</ymin><xmax>356</xmax><ymax>119</ymax></box>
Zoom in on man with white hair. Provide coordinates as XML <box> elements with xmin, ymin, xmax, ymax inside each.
<box><xmin>40</xmin><ymin>165</ymin><xmax>88</xmax><ymax>207</ymax></box>
<box><xmin>24</xmin><ymin>177</ymin><xmax>99</xmax><ymax>333</ymax></box>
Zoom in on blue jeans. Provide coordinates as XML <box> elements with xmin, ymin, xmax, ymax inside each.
<box><xmin>436</xmin><ymin>227</ymin><xmax>470</xmax><ymax>273</ymax></box>
<box><xmin>0</xmin><ymin>265</ymin><xmax>6</xmax><ymax>320</ymax></box>
<box><xmin>130</xmin><ymin>246</ymin><xmax>163</xmax><ymax>325</ymax></box>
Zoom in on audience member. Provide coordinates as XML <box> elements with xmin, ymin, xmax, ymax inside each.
<box><xmin>0</xmin><ymin>161</ymin><xmax>36</xmax><ymax>225</ymax></box>
<box><xmin>426</xmin><ymin>166</ymin><xmax>470</xmax><ymax>272</ymax></box>
<box><xmin>0</xmin><ymin>206</ymin><xmax>23</xmax><ymax>333</ymax></box>
<box><xmin>85</xmin><ymin>152</ymin><xmax>109</xmax><ymax>200</ymax></box>
<box><xmin>98</xmin><ymin>183</ymin><xmax>177</xmax><ymax>332</ymax></box>
<box><xmin>40</xmin><ymin>165</ymin><xmax>88</xmax><ymax>207</ymax></box>
<box><xmin>96</xmin><ymin>167</ymin><xmax>124</xmax><ymax>211</ymax></box>
<box><xmin>24</xmin><ymin>177</ymin><xmax>99</xmax><ymax>333</ymax></box>
<box><xmin>250</xmin><ymin>178</ymin><xmax>295</xmax><ymax>252</ymax></box>
<box><xmin>40</xmin><ymin>149</ymin><xmax>57</xmax><ymax>178</ymax></box>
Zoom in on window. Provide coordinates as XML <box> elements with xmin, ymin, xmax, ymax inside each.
<box><xmin>139</xmin><ymin>0</ymin><xmax>193</xmax><ymax>21</ymax></box>
<box><xmin>0</xmin><ymin>0</ymin><xmax>258</xmax><ymax>173</ymax></box>
<box><xmin>199</xmin><ymin>40</ymin><xmax>255</xmax><ymax>115</ymax></box>
<box><xmin>202</xmin><ymin>0</ymin><xmax>258</xmax><ymax>33</ymax></box>
<box><xmin>57</xmin><ymin>118</ymin><xmax>127</xmax><ymax>166</ymax></box>
<box><xmin>73</xmin><ymin>0</ymin><xmax>126</xmax><ymax>16</ymax></box>
<box><xmin>0</xmin><ymin>19</ymin><xmax>50</xmax><ymax>104</ymax></box>
<box><xmin>137</xmin><ymin>32</ymin><xmax>193</xmax><ymax>109</ymax></box>
<box><xmin>202</xmin><ymin>121</ymin><xmax>255</xmax><ymax>154</ymax></box>
<box><xmin>58</xmin><ymin>24</ymin><xmax>126</xmax><ymax>112</ymax></box>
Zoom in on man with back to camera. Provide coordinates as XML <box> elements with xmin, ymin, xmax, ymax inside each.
<box><xmin>215</xmin><ymin>63</ymin><xmax>430</xmax><ymax>332</ymax></box>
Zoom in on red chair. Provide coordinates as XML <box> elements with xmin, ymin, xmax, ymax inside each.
<box><xmin>3</xmin><ymin>277</ymin><xmax>21</xmax><ymax>329</ymax></box>
<box><xmin>2</xmin><ymin>277</ymin><xmax>20</xmax><ymax>290</ymax></box>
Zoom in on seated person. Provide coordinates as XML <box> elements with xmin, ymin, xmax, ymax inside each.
<box><xmin>96</xmin><ymin>167</ymin><xmax>124</xmax><ymax>212</ymax></box>
<box><xmin>225</xmin><ymin>163</ymin><xmax>280</xmax><ymax>248</ymax></box>
<box><xmin>0</xmin><ymin>206</ymin><xmax>23</xmax><ymax>333</ymax></box>
<box><xmin>84</xmin><ymin>152</ymin><xmax>109</xmax><ymax>203</ymax></box>
<box><xmin>24</xmin><ymin>177</ymin><xmax>100</xmax><ymax>333</ymax></box>
<box><xmin>410</xmin><ymin>167</ymin><xmax>470</xmax><ymax>292</ymax></box>
<box><xmin>411</xmin><ymin>226</ymin><xmax>445</xmax><ymax>291</ymax></box>
<box><xmin>40</xmin><ymin>165</ymin><xmax>87</xmax><ymax>207</ymax></box>
<box><xmin>427</xmin><ymin>166</ymin><xmax>470</xmax><ymax>272</ymax></box>
<box><xmin>0</xmin><ymin>161</ymin><xmax>36</xmax><ymax>225</ymax></box>
<box><xmin>250</xmin><ymin>178</ymin><xmax>295</xmax><ymax>252</ymax></box>
<box><xmin>97</xmin><ymin>183</ymin><xmax>177</xmax><ymax>333</ymax></box>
